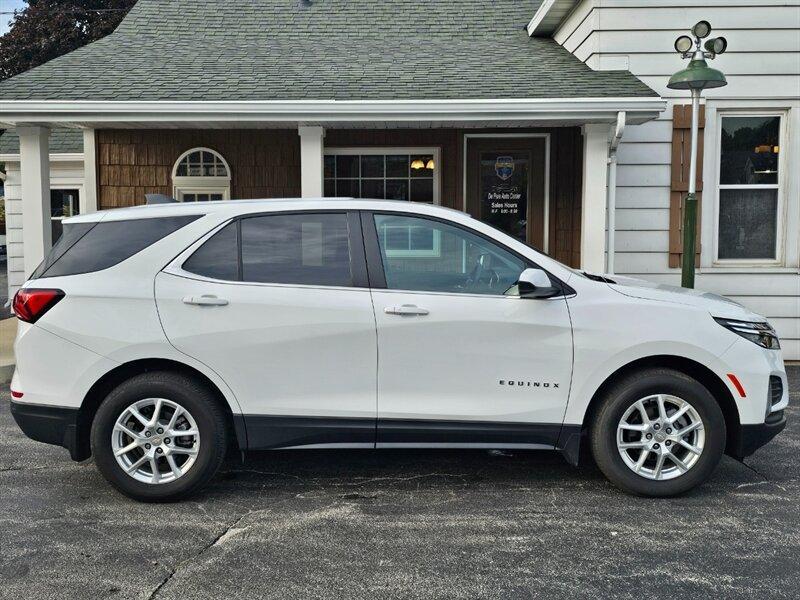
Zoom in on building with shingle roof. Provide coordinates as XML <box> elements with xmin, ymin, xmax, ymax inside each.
<box><xmin>1</xmin><ymin>0</ymin><xmax>797</xmax><ymax>358</ymax></box>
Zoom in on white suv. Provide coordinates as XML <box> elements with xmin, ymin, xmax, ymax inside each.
<box><xmin>10</xmin><ymin>199</ymin><xmax>788</xmax><ymax>501</ymax></box>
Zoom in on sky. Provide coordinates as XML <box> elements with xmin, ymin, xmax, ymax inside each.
<box><xmin>0</xmin><ymin>0</ymin><xmax>26</xmax><ymax>36</ymax></box>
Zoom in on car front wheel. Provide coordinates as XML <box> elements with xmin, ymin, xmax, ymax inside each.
<box><xmin>590</xmin><ymin>368</ymin><xmax>726</xmax><ymax>496</ymax></box>
<box><xmin>91</xmin><ymin>371</ymin><xmax>228</xmax><ymax>502</ymax></box>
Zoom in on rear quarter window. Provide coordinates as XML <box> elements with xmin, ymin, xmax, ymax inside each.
<box><xmin>182</xmin><ymin>221</ymin><xmax>240</xmax><ymax>281</ymax></box>
<box><xmin>32</xmin><ymin>215</ymin><xmax>200</xmax><ymax>279</ymax></box>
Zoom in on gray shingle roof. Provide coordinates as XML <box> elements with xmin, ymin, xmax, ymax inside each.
<box><xmin>0</xmin><ymin>0</ymin><xmax>657</xmax><ymax>101</ymax></box>
<box><xmin>0</xmin><ymin>130</ymin><xmax>84</xmax><ymax>154</ymax></box>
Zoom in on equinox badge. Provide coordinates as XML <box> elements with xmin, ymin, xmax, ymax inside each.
<box><xmin>499</xmin><ymin>380</ymin><xmax>559</xmax><ymax>388</ymax></box>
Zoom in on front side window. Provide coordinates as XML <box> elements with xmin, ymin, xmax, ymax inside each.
<box><xmin>374</xmin><ymin>214</ymin><xmax>526</xmax><ymax>296</ymax></box>
<box><xmin>172</xmin><ymin>148</ymin><xmax>231</xmax><ymax>202</ymax></box>
<box><xmin>717</xmin><ymin>115</ymin><xmax>782</xmax><ymax>261</ymax></box>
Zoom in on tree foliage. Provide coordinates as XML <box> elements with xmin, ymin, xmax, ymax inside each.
<box><xmin>0</xmin><ymin>0</ymin><xmax>137</xmax><ymax>81</ymax></box>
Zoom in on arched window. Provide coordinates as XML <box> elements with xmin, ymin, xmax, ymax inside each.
<box><xmin>172</xmin><ymin>147</ymin><xmax>231</xmax><ymax>202</ymax></box>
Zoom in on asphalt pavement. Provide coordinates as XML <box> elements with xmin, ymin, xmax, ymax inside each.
<box><xmin>0</xmin><ymin>368</ymin><xmax>798</xmax><ymax>599</ymax></box>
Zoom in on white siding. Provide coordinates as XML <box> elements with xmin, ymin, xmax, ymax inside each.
<box><xmin>3</xmin><ymin>159</ymin><xmax>85</xmax><ymax>299</ymax></box>
<box><xmin>554</xmin><ymin>0</ymin><xmax>800</xmax><ymax>359</ymax></box>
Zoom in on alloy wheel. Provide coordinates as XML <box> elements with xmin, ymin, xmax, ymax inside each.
<box><xmin>616</xmin><ymin>394</ymin><xmax>705</xmax><ymax>481</ymax></box>
<box><xmin>111</xmin><ymin>398</ymin><xmax>200</xmax><ymax>484</ymax></box>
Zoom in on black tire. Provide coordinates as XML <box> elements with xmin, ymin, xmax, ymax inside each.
<box><xmin>590</xmin><ymin>368</ymin><xmax>726</xmax><ymax>497</ymax></box>
<box><xmin>91</xmin><ymin>371</ymin><xmax>228</xmax><ymax>502</ymax></box>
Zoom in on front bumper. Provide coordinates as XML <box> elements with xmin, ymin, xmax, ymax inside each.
<box><xmin>10</xmin><ymin>400</ymin><xmax>82</xmax><ymax>460</ymax></box>
<box><xmin>731</xmin><ymin>410</ymin><xmax>787</xmax><ymax>459</ymax></box>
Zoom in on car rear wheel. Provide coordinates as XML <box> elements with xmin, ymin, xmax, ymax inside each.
<box><xmin>590</xmin><ymin>368</ymin><xmax>726</xmax><ymax>496</ymax></box>
<box><xmin>91</xmin><ymin>371</ymin><xmax>228</xmax><ymax>502</ymax></box>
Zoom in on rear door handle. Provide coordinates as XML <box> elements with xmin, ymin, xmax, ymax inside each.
<box><xmin>384</xmin><ymin>304</ymin><xmax>429</xmax><ymax>316</ymax></box>
<box><xmin>182</xmin><ymin>295</ymin><xmax>229</xmax><ymax>306</ymax></box>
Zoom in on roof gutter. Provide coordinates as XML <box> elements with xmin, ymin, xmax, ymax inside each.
<box><xmin>0</xmin><ymin>98</ymin><xmax>665</xmax><ymax>128</ymax></box>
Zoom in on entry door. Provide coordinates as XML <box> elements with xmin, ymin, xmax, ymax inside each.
<box><xmin>365</xmin><ymin>212</ymin><xmax>573</xmax><ymax>447</ymax></box>
<box><xmin>466</xmin><ymin>138</ymin><xmax>546</xmax><ymax>249</ymax></box>
<box><xmin>155</xmin><ymin>211</ymin><xmax>378</xmax><ymax>448</ymax></box>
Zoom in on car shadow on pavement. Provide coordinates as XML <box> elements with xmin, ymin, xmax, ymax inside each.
<box><xmin>217</xmin><ymin>446</ymin><xmax>601</xmax><ymax>494</ymax></box>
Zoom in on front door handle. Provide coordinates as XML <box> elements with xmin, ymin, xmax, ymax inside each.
<box><xmin>384</xmin><ymin>304</ymin><xmax>429</xmax><ymax>316</ymax></box>
<box><xmin>182</xmin><ymin>295</ymin><xmax>229</xmax><ymax>306</ymax></box>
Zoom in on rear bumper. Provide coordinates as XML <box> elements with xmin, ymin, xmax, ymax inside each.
<box><xmin>732</xmin><ymin>411</ymin><xmax>787</xmax><ymax>459</ymax></box>
<box><xmin>10</xmin><ymin>400</ymin><xmax>82</xmax><ymax>460</ymax></box>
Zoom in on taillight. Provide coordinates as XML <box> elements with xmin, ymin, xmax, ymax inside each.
<box><xmin>12</xmin><ymin>288</ymin><xmax>65</xmax><ymax>323</ymax></box>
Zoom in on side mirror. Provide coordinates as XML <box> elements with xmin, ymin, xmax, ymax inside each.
<box><xmin>517</xmin><ymin>268</ymin><xmax>560</xmax><ymax>299</ymax></box>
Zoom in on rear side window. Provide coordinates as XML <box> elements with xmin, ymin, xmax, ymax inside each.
<box><xmin>183</xmin><ymin>213</ymin><xmax>353</xmax><ymax>287</ymax></box>
<box><xmin>242</xmin><ymin>213</ymin><xmax>352</xmax><ymax>286</ymax></box>
<box><xmin>32</xmin><ymin>216</ymin><xmax>200</xmax><ymax>279</ymax></box>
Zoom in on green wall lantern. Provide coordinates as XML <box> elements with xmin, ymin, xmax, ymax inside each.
<box><xmin>667</xmin><ymin>21</ymin><xmax>728</xmax><ymax>289</ymax></box>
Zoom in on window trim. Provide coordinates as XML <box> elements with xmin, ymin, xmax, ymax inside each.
<box><xmin>712</xmin><ymin>110</ymin><xmax>788</xmax><ymax>266</ymax></box>
<box><xmin>172</xmin><ymin>147</ymin><xmax>232</xmax><ymax>202</ymax></box>
<box><xmin>170</xmin><ymin>208</ymin><xmax>571</xmax><ymax>298</ymax></box>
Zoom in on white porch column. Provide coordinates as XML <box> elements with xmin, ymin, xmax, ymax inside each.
<box><xmin>82</xmin><ymin>129</ymin><xmax>99</xmax><ymax>213</ymax></box>
<box><xmin>18</xmin><ymin>126</ymin><xmax>52</xmax><ymax>276</ymax></box>
<box><xmin>580</xmin><ymin>123</ymin><xmax>610</xmax><ymax>273</ymax></box>
<box><xmin>298</xmin><ymin>125</ymin><xmax>325</xmax><ymax>198</ymax></box>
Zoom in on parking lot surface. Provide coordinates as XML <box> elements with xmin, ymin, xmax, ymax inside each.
<box><xmin>1</xmin><ymin>368</ymin><xmax>797</xmax><ymax>599</ymax></box>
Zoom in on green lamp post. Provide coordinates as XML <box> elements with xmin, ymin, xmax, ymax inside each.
<box><xmin>667</xmin><ymin>21</ymin><xmax>728</xmax><ymax>288</ymax></box>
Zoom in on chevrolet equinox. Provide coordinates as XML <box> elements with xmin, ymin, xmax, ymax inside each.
<box><xmin>9</xmin><ymin>199</ymin><xmax>788</xmax><ymax>501</ymax></box>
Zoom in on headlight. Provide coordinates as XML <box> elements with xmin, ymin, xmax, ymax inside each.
<box><xmin>714</xmin><ymin>317</ymin><xmax>780</xmax><ymax>349</ymax></box>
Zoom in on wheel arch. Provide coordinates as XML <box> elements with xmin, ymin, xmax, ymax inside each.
<box><xmin>579</xmin><ymin>355</ymin><xmax>741</xmax><ymax>458</ymax></box>
<box><xmin>73</xmin><ymin>358</ymin><xmax>246</xmax><ymax>461</ymax></box>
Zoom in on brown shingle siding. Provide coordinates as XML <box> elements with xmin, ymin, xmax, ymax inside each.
<box><xmin>96</xmin><ymin>129</ymin><xmax>301</xmax><ymax>209</ymax></box>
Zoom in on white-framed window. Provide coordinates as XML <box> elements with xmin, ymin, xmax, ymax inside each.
<box><xmin>714</xmin><ymin>112</ymin><xmax>786</xmax><ymax>264</ymax></box>
<box><xmin>50</xmin><ymin>187</ymin><xmax>81</xmax><ymax>243</ymax></box>
<box><xmin>172</xmin><ymin>147</ymin><xmax>231</xmax><ymax>202</ymax></box>
<box><xmin>324</xmin><ymin>147</ymin><xmax>441</xmax><ymax>256</ymax></box>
